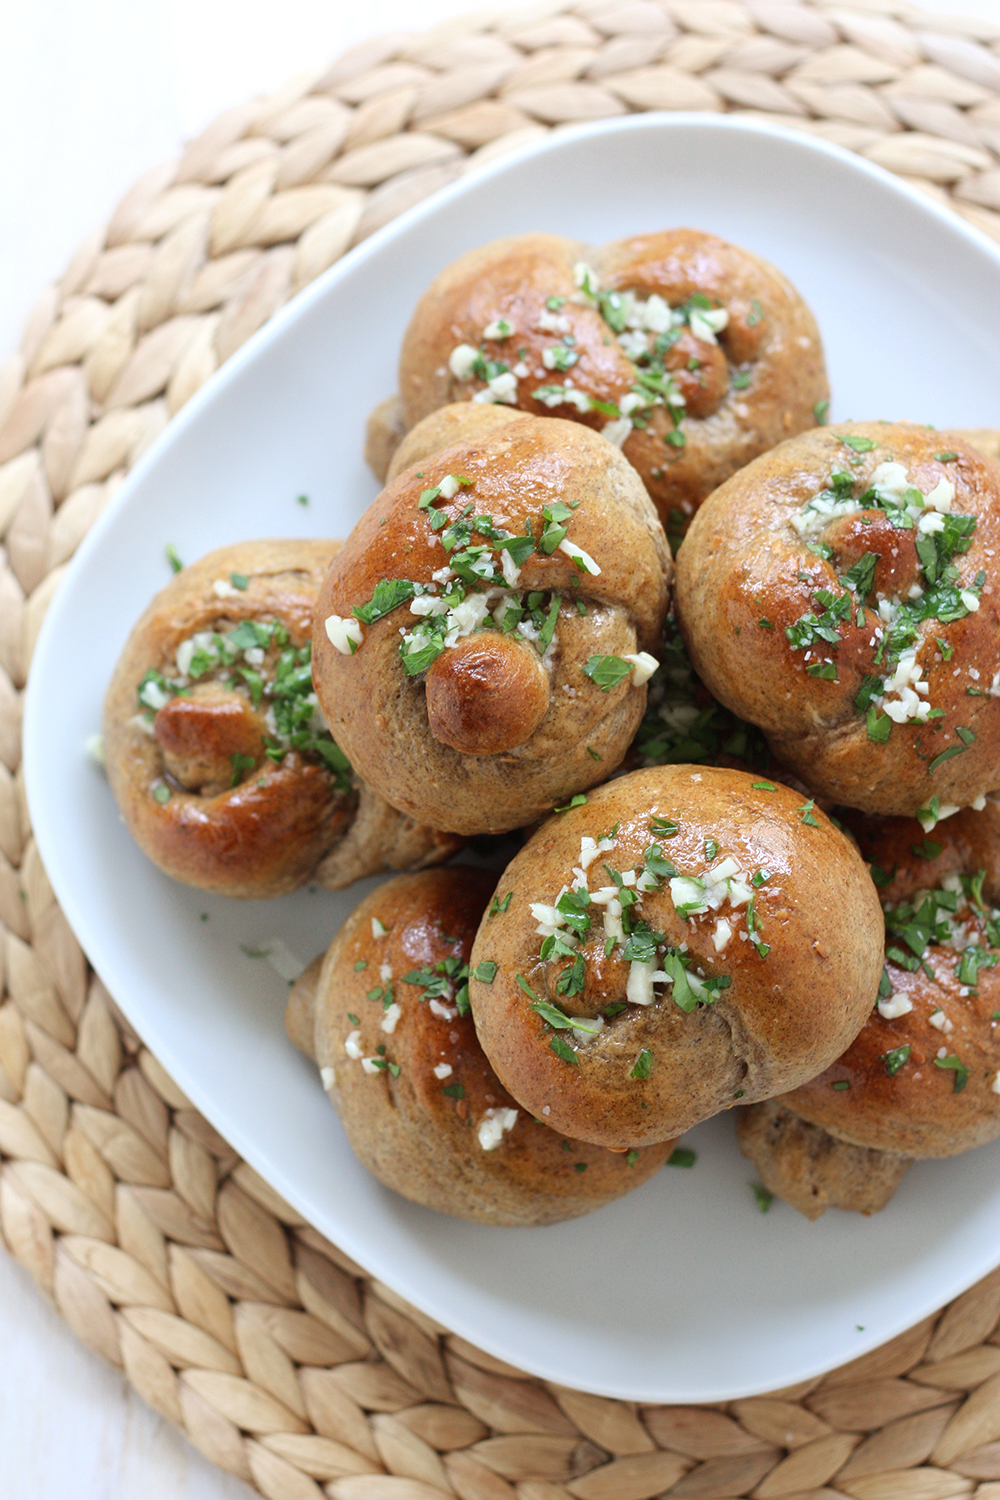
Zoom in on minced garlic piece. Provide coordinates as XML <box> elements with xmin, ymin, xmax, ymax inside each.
<box><xmin>877</xmin><ymin>992</ymin><xmax>913</xmax><ymax>1020</ymax></box>
<box><xmin>449</xmin><ymin>344</ymin><xmax>478</xmax><ymax>378</ymax></box>
<box><xmin>477</xmin><ymin>1108</ymin><xmax>518</xmax><ymax>1151</ymax></box>
<box><xmin>558</xmin><ymin>538</ymin><xmax>601</xmax><ymax>575</ymax></box>
<box><xmin>627</xmin><ymin>960</ymin><xmax>659</xmax><ymax>1007</ymax></box>
<box><xmin>623</xmin><ymin>652</ymin><xmax>659</xmax><ymax>686</ymax></box>
<box><xmin>325</xmin><ymin>615</ymin><xmax>364</xmax><ymax>654</ymax></box>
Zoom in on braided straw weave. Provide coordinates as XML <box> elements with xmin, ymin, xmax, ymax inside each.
<box><xmin>4</xmin><ymin>0</ymin><xmax>1000</xmax><ymax>1494</ymax></box>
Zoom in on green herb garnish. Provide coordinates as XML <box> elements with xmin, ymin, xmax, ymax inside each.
<box><xmin>582</xmin><ymin>655</ymin><xmax>634</xmax><ymax>692</ymax></box>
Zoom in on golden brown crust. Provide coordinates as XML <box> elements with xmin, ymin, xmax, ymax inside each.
<box><xmin>387</xmin><ymin>403</ymin><xmax>522</xmax><ymax>481</ymax></box>
<box><xmin>424</xmin><ymin>633</ymin><xmax>551</xmax><ymax>755</ymax></box>
<box><xmin>312</xmin><ymin>408</ymin><xmax>672</xmax><ymax>835</ymax></box>
<box><xmin>103</xmin><ymin>541</ymin><xmax>459</xmax><ymax>898</ymax></box>
<box><xmin>397</xmin><ymin>229</ymin><xmax>827</xmax><ymax>536</ymax></box>
<box><xmin>285</xmin><ymin>954</ymin><xmax>323</xmax><ymax>1058</ymax></box>
<box><xmin>675</xmin><ymin>423</ymin><xmax>1000</xmax><ymax>817</ymax></box>
<box><xmin>736</xmin><ymin>1099</ymin><xmax>911</xmax><ymax>1220</ymax></box>
<box><xmin>302</xmin><ymin>870</ymin><xmax>672</xmax><ymax>1225</ymax></box>
<box><xmin>365</xmin><ymin>394</ymin><xmax>407</xmax><ymax>484</ymax></box>
<box><xmin>781</xmin><ymin>803</ymin><xmax>1000</xmax><ymax>1158</ymax></box>
<box><xmin>468</xmin><ymin>765</ymin><xmax>884</xmax><ymax>1148</ymax></box>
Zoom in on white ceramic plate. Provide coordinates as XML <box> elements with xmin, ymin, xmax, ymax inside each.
<box><xmin>24</xmin><ymin>115</ymin><xmax>1000</xmax><ymax>1403</ymax></box>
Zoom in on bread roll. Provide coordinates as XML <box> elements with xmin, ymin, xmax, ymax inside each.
<box><xmin>397</xmin><ymin>229</ymin><xmax>827</xmax><ymax>543</ymax></box>
<box><xmin>288</xmin><ymin>869</ymin><xmax>673</xmax><ymax>1224</ymax></box>
<box><xmin>313</xmin><ymin>407</ymin><xmax>671</xmax><ymax>835</ymax></box>
<box><xmin>737</xmin><ymin>801</ymin><xmax>1000</xmax><ymax>1217</ymax></box>
<box><xmin>675</xmin><ymin>423</ymin><xmax>1000</xmax><ymax>818</ymax></box>
<box><xmin>468</xmin><ymin>765</ymin><xmax>884</xmax><ymax>1148</ymax></box>
<box><xmin>780</xmin><ymin>802</ymin><xmax>1000</xmax><ymax>1159</ymax></box>
<box><xmin>103</xmin><ymin>541</ymin><xmax>458</xmax><ymax>897</ymax></box>
<box><xmin>736</xmin><ymin>1099</ymin><xmax>910</xmax><ymax>1220</ymax></box>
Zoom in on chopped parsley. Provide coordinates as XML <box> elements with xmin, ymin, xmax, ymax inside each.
<box><xmin>401</xmin><ymin>955</ymin><xmax>471</xmax><ymax>1015</ymax></box>
<box><xmin>353</xmin><ymin>578</ymin><xmax>416</xmax><ymax>624</ymax></box>
<box><xmin>582</xmin><ymin>655</ymin><xmax>634</xmax><ymax>692</ymax></box>
<box><xmin>867</xmin><ymin>707</ymin><xmax>892</xmax><ymax>743</ymax></box>
<box><xmin>141</xmin><ymin>619</ymin><xmax>352</xmax><ymax>792</ymax></box>
<box><xmin>934</xmin><ymin>1054</ymin><xmax>970</xmax><ymax>1092</ymax></box>
<box><xmin>229</xmin><ymin>752</ymin><xmax>256</xmax><ymax>786</ymax></box>
<box><xmin>929</xmin><ymin>742</ymin><xmax>970</xmax><ymax>773</ymax></box>
<box><xmin>668</xmin><ymin>1147</ymin><xmax>696</xmax><ymax>1168</ymax></box>
<box><xmin>786</xmin><ymin>589</ymin><xmax>851</xmax><ymax>652</ymax></box>
<box><xmin>881</xmin><ymin>1044</ymin><xmax>911</xmax><ymax>1076</ymax></box>
<box><xmin>549</xmin><ymin>1035</ymin><xmax>578</xmax><ymax>1066</ymax></box>
<box><xmin>661</xmin><ymin>949</ymin><xmax>730</xmax><ymax>1012</ymax></box>
<box><xmin>883</xmin><ymin>873</ymin><xmax>1000</xmax><ymax>987</ymax></box>
<box><xmin>630</xmin><ymin>1049</ymin><xmax>653</xmax><ymax>1080</ymax></box>
<box><xmin>555</xmin><ymin>794</ymin><xmax>588</xmax><ymax>813</ymax></box>
<box><xmin>746</xmin><ymin>896</ymin><xmax>770</xmax><ymax>958</ymax></box>
<box><xmin>635</xmin><ymin>623</ymin><xmax>770</xmax><ymax>772</ymax></box>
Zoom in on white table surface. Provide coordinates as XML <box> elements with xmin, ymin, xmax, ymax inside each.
<box><xmin>2</xmin><ymin>0</ymin><xmax>999</xmax><ymax>1495</ymax></box>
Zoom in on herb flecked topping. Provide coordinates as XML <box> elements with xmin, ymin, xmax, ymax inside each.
<box><xmin>784</xmin><ymin>458</ymin><xmax>985</xmax><ymax>743</ymax></box>
<box><xmin>138</xmin><ymin>620</ymin><xmax>352</xmax><ymax>793</ymax></box>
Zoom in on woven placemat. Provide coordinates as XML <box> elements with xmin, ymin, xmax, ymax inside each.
<box><xmin>3</xmin><ymin>1</ymin><xmax>1000</xmax><ymax>1494</ymax></box>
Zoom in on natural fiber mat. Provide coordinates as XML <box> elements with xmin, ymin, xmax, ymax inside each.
<box><xmin>3</xmin><ymin>0</ymin><xmax>1000</xmax><ymax>1494</ymax></box>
